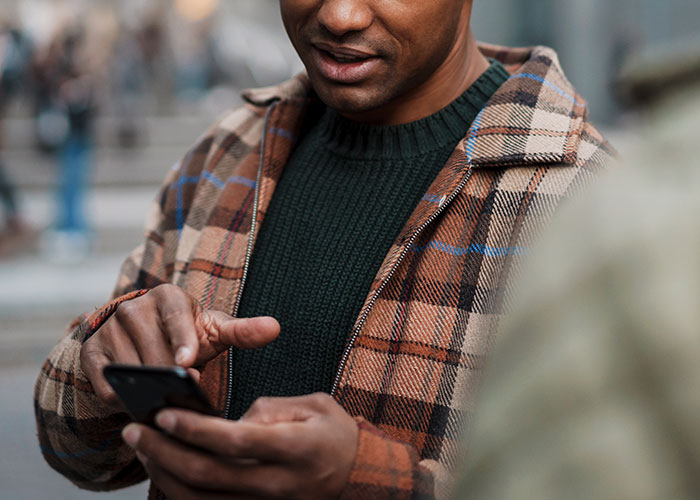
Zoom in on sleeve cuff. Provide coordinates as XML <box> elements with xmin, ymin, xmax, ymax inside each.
<box><xmin>82</xmin><ymin>289</ymin><xmax>149</xmax><ymax>343</ymax></box>
<box><xmin>340</xmin><ymin>417</ymin><xmax>434</xmax><ymax>499</ymax></box>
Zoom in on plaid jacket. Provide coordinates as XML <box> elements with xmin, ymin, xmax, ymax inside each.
<box><xmin>34</xmin><ymin>43</ymin><xmax>613</xmax><ymax>499</ymax></box>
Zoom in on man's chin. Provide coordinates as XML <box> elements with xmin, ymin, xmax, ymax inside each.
<box><xmin>312</xmin><ymin>83</ymin><xmax>390</xmax><ymax>121</ymax></box>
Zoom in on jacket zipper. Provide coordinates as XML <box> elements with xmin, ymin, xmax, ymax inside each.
<box><xmin>222</xmin><ymin>101</ymin><xmax>473</xmax><ymax>406</ymax></box>
<box><xmin>330</xmin><ymin>167</ymin><xmax>473</xmax><ymax>397</ymax></box>
<box><xmin>224</xmin><ymin>101</ymin><xmax>279</xmax><ymax>419</ymax></box>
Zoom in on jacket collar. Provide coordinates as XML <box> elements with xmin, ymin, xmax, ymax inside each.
<box><xmin>242</xmin><ymin>43</ymin><xmax>588</xmax><ymax>168</ymax></box>
<box><xmin>473</xmin><ymin>43</ymin><xmax>588</xmax><ymax>167</ymax></box>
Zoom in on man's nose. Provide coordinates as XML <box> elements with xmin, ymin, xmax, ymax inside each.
<box><xmin>317</xmin><ymin>0</ymin><xmax>373</xmax><ymax>36</ymax></box>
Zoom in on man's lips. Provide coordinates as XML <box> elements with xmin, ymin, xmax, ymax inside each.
<box><xmin>311</xmin><ymin>42</ymin><xmax>381</xmax><ymax>84</ymax></box>
<box><xmin>313</xmin><ymin>41</ymin><xmax>377</xmax><ymax>59</ymax></box>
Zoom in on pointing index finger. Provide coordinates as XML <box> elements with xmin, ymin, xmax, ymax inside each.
<box><xmin>155</xmin><ymin>291</ymin><xmax>199</xmax><ymax>367</ymax></box>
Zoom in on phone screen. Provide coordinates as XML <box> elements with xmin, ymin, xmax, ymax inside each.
<box><xmin>103</xmin><ymin>364</ymin><xmax>218</xmax><ymax>426</ymax></box>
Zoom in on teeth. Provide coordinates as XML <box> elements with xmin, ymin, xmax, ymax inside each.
<box><xmin>328</xmin><ymin>51</ymin><xmax>365</xmax><ymax>63</ymax></box>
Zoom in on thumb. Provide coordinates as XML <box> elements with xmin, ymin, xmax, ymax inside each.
<box><xmin>201</xmin><ymin>312</ymin><xmax>280</xmax><ymax>353</ymax></box>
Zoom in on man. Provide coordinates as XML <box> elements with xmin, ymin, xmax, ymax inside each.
<box><xmin>31</xmin><ymin>26</ymin><xmax>99</xmax><ymax>261</ymax></box>
<box><xmin>456</xmin><ymin>41</ymin><xmax>700</xmax><ymax>500</ymax></box>
<box><xmin>34</xmin><ymin>1</ymin><xmax>612</xmax><ymax>498</ymax></box>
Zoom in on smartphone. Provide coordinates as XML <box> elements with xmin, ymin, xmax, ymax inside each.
<box><xmin>103</xmin><ymin>364</ymin><xmax>219</xmax><ymax>426</ymax></box>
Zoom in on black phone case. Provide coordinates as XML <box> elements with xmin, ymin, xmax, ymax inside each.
<box><xmin>103</xmin><ymin>364</ymin><xmax>218</xmax><ymax>426</ymax></box>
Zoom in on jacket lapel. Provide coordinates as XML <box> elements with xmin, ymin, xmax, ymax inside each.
<box><xmin>243</xmin><ymin>74</ymin><xmax>313</xmax><ymax>223</ymax></box>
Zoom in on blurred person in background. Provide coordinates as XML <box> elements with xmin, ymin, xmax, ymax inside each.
<box><xmin>111</xmin><ymin>23</ymin><xmax>151</xmax><ymax>149</ymax></box>
<box><xmin>0</xmin><ymin>21</ymin><xmax>34</xmax><ymax>256</ymax></box>
<box><xmin>34</xmin><ymin>25</ymin><xmax>98</xmax><ymax>261</ymax></box>
<box><xmin>112</xmin><ymin>14</ymin><xmax>173</xmax><ymax>147</ymax></box>
<box><xmin>456</xmin><ymin>40</ymin><xmax>700</xmax><ymax>500</ymax></box>
<box><xmin>34</xmin><ymin>1</ymin><xmax>613</xmax><ymax>499</ymax></box>
<box><xmin>174</xmin><ymin>20</ymin><xmax>227</xmax><ymax>102</ymax></box>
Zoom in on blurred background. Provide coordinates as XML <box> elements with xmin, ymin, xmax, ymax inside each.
<box><xmin>0</xmin><ymin>0</ymin><xmax>698</xmax><ymax>498</ymax></box>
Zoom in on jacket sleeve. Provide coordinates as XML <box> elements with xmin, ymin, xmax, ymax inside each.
<box><xmin>33</xmin><ymin>133</ymin><xmax>209</xmax><ymax>490</ymax></box>
<box><xmin>340</xmin><ymin>418</ymin><xmax>437</xmax><ymax>500</ymax></box>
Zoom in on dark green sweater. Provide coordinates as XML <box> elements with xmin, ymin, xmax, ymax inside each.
<box><xmin>230</xmin><ymin>61</ymin><xmax>510</xmax><ymax>419</ymax></box>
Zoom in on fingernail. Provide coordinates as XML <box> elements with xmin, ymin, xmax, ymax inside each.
<box><xmin>122</xmin><ymin>424</ymin><xmax>141</xmax><ymax>448</ymax></box>
<box><xmin>175</xmin><ymin>346</ymin><xmax>192</xmax><ymax>365</ymax></box>
<box><xmin>155</xmin><ymin>411</ymin><xmax>176</xmax><ymax>432</ymax></box>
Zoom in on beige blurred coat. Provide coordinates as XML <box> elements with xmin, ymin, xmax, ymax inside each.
<box><xmin>456</xmin><ymin>65</ymin><xmax>700</xmax><ymax>499</ymax></box>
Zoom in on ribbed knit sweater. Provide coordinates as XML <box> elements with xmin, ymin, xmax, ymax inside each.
<box><xmin>230</xmin><ymin>61</ymin><xmax>510</xmax><ymax>419</ymax></box>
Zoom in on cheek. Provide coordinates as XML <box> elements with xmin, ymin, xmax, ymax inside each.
<box><xmin>385</xmin><ymin>3</ymin><xmax>462</xmax><ymax>64</ymax></box>
<box><xmin>280</xmin><ymin>0</ymin><xmax>315</xmax><ymax>43</ymax></box>
<box><xmin>279</xmin><ymin>0</ymin><xmax>314</xmax><ymax>17</ymax></box>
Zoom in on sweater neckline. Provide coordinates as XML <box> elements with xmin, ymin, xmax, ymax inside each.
<box><xmin>313</xmin><ymin>60</ymin><xmax>510</xmax><ymax>161</ymax></box>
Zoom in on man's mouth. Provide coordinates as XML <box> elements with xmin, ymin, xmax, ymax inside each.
<box><xmin>315</xmin><ymin>42</ymin><xmax>375</xmax><ymax>61</ymax></box>
<box><xmin>324</xmin><ymin>51</ymin><xmax>370</xmax><ymax>63</ymax></box>
<box><xmin>311</xmin><ymin>42</ymin><xmax>381</xmax><ymax>84</ymax></box>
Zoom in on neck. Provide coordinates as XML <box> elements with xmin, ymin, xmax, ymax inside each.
<box><xmin>340</xmin><ymin>30</ymin><xmax>490</xmax><ymax>126</ymax></box>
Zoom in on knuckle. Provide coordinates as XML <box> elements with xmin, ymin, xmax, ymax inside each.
<box><xmin>153</xmin><ymin>285</ymin><xmax>197</xmax><ymax>324</ymax></box>
<box><xmin>159</xmin><ymin>306</ymin><xmax>188</xmax><ymax>325</ymax></box>
<box><xmin>153</xmin><ymin>283</ymin><xmax>186</xmax><ymax>303</ymax></box>
<box><xmin>184</xmin><ymin>459</ymin><xmax>213</xmax><ymax>485</ymax></box>
<box><xmin>249</xmin><ymin>396</ymin><xmax>273</xmax><ymax>413</ymax></box>
<box><xmin>80</xmin><ymin>344</ymin><xmax>105</xmax><ymax>368</ymax></box>
<box><xmin>151</xmin><ymin>283</ymin><xmax>172</xmax><ymax>295</ymax></box>
<box><xmin>266</xmin><ymin>480</ymin><xmax>294</xmax><ymax>499</ymax></box>
<box><xmin>307</xmin><ymin>392</ymin><xmax>333</xmax><ymax>412</ymax></box>
<box><xmin>228</xmin><ymin>429</ymin><xmax>252</xmax><ymax>451</ymax></box>
<box><xmin>310</xmin><ymin>392</ymin><xmax>331</xmax><ymax>406</ymax></box>
<box><xmin>228</xmin><ymin>435</ymin><xmax>250</xmax><ymax>453</ymax></box>
<box><xmin>115</xmin><ymin>299</ymin><xmax>140</xmax><ymax>319</ymax></box>
<box><xmin>97</xmin><ymin>387</ymin><xmax>118</xmax><ymax>406</ymax></box>
<box><xmin>257</xmin><ymin>396</ymin><xmax>274</xmax><ymax>407</ymax></box>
